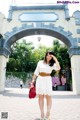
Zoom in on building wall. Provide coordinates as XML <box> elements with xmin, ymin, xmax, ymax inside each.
<box><xmin>0</xmin><ymin>6</ymin><xmax>80</xmax><ymax>40</ymax></box>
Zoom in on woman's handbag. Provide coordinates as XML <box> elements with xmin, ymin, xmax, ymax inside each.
<box><xmin>29</xmin><ymin>83</ymin><xmax>36</xmax><ymax>99</ymax></box>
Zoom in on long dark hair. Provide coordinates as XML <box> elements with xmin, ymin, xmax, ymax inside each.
<box><xmin>44</xmin><ymin>51</ymin><xmax>56</xmax><ymax>66</ymax></box>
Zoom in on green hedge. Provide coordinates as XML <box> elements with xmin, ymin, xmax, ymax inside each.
<box><xmin>6</xmin><ymin>72</ymin><xmax>32</xmax><ymax>84</ymax></box>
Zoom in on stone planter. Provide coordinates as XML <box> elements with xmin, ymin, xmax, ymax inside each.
<box><xmin>52</xmin><ymin>86</ymin><xmax>57</xmax><ymax>91</ymax></box>
<box><xmin>57</xmin><ymin>85</ymin><xmax>67</xmax><ymax>91</ymax></box>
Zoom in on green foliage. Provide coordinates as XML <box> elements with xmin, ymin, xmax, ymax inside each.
<box><xmin>6</xmin><ymin>38</ymin><xmax>71</xmax><ymax>84</ymax></box>
<box><xmin>50</xmin><ymin>70</ymin><xmax>59</xmax><ymax>77</ymax></box>
<box><xmin>52</xmin><ymin>39</ymin><xmax>70</xmax><ymax>70</ymax></box>
<box><xmin>6</xmin><ymin>72</ymin><xmax>28</xmax><ymax>84</ymax></box>
<box><xmin>7</xmin><ymin>39</ymin><xmax>71</xmax><ymax>72</ymax></box>
<box><xmin>7</xmin><ymin>40</ymin><xmax>35</xmax><ymax>72</ymax></box>
<box><xmin>33</xmin><ymin>45</ymin><xmax>51</xmax><ymax>61</ymax></box>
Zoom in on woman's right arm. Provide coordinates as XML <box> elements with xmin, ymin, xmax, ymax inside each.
<box><xmin>32</xmin><ymin>74</ymin><xmax>37</xmax><ymax>83</ymax></box>
<box><xmin>31</xmin><ymin>61</ymin><xmax>40</xmax><ymax>83</ymax></box>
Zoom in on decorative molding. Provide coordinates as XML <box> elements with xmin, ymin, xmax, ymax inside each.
<box><xmin>7</xmin><ymin>4</ymin><xmax>66</xmax><ymax>22</ymax></box>
<box><xmin>2</xmin><ymin>23</ymin><xmax>77</xmax><ymax>58</ymax></box>
<box><xmin>0</xmin><ymin>47</ymin><xmax>10</xmax><ymax>58</ymax></box>
<box><xmin>78</xmin><ymin>38</ymin><xmax>80</xmax><ymax>43</ymax></box>
<box><xmin>18</xmin><ymin>12</ymin><xmax>59</xmax><ymax>22</ymax></box>
<box><xmin>64</xmin><ymin>4</ymin><xmax>70</xmax><ymax>21</ymax></box>
<box><xmin>72</xmin><ymin>10</ymin><xmax>80</xmax><ymax>19</ymax></box>
<box><xmin>68</xmin><ymin>46</ymin><xmax>80</xmax><ymax>57</ymax></box>
<box><xmin>77</xmin><ymin>29</ymin><xmax>80</xmax><ymax>34</ymax></box>
<box><xmin>7</xmin><ymin>6</ymin><xmax>13</xmax><ymax>22</ymax></box>
<box><xmin>10</xmin><ymin>5</ymin><xmax>66</xmax><ymax>11</ymax></box>
<box><xmin>75</xmin><ymin>20</ymin><xmax>80</xmax><ymax>25</ymax></box>
<box><xmin>77</xmin><ymin>38</ymin><xmax>80</xmax><ymax>46</ymax></box>
<box><xmin>0</xmin><ymin>22</ymin><xmax>78</xmax><ymax>57</ymax></box>
<box><xmin>0</xmin><ymin>38</ymin><xmax>5</xmax><ymax>48</ymax></box>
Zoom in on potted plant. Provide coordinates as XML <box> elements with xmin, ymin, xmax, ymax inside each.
<box><xmin>51</xmin><ymin>71</ymin><xmax>60</xmax><ymax>90</ymax></box>
<box><xmin>57</xmin><ymin>74</ymin><xmax>67</xmax><ymax>91</ymax></box>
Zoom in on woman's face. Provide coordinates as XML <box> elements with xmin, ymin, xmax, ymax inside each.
<box><xmin>46</xmin><ymin>53</ymin><xmax>52</xmax><ymax>62</ymax></box>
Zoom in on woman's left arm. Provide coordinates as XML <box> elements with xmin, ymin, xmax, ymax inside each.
<box><xmin>51</xmin><ymin>55</ymin><xmax>61</xmax><ymax>70</ymax></box>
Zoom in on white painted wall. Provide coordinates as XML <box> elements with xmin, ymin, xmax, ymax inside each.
<box><xmin>0</xmin><ymin>8</ymin><xmax>79</xmax><ymax>39</ymax></box>
<box><xmin>0</xmin><ymin>56</ymin><xmax>7</xmax><ymax>91</ymax></box>
<box><xmin>71</xmin><ymin>55</ymin><xmax>80</xmax><ymax>94</ymax></box>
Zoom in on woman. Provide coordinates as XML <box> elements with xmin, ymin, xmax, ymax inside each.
<box><xmin>31</xmin><ymin>51</ymin><xmax>60</xmax><ymax>120</ymax></box>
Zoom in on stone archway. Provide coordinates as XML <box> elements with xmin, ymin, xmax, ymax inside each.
<box><xmin>0</xmin><ymin>4</ymin><xmax>80</xmax><ymax>94</ymax></box>
<box><xmin>0</xmin><ymin>23</ymin><xmax>80</xmax><ymax>94</ymax></box>
<box><xmin>2</xmin><ymin>23</ymin><xmax>76</xmax><ymax>56</ymax></box>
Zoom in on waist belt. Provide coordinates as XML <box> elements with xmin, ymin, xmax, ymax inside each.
<box><xmin>39</xmin><ymin>72</ymin><xmax>50</xmax><ymax>76</ymax></box>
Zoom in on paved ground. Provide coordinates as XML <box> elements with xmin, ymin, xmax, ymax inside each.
<box><xmin>0</xmin><ymin>88</ymin><xmax>80</xmax><ymax>120</ymax></box>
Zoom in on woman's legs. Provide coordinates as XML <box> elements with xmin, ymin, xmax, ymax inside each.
<box><xmin>45</xmin><ymin>95</ymin><xmax>52</xmax><ymax>118</ymax></box>
<box><xmin>38</xmin><ymin>94</ymin><xmax>45</xmax><ymax>118</ymax></box>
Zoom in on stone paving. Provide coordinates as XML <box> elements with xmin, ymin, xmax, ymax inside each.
<box><xmin>0</xmin><ymin>88</ymin><xmax>80</xmax><ymax>120</ymax></box>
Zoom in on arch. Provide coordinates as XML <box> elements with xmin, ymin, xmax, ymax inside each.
<box><xmin>0</xmin><ymin>34</ymin><xmax>4</xmax><ymax>48</ymax></box>
<box><xmin>0</xmin><ymin>34</ymin><xmax>3</xmax><ymax>38</ymax></box>
<box><xmin>3</xmin><ymin>23</ymin><xmax>77</xmax><ymax>57</ymax></box>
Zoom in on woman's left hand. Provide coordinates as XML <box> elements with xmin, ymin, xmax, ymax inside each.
<box><xmin>50</xmin><ymin>55</ymin><xmax>58</xmax><ymax>62</ymax></box>
<box><xmin>50</xmin><ymin>55</ymin><xmax>61</xmax><ymax>70</ymax></box>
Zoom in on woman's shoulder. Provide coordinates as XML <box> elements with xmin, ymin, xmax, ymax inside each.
<box><xmin>37</xmin><ymin>60</ymin><xmax>44</xmax><ymax>65</ymax></box>
<box><xmin>38</xmin><ymin>60</ymin><xmax>44</xmax><ymax>64</ymax></box>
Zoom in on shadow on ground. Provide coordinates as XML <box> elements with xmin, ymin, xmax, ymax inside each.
<box><xmin>0</xmin><ymin>88</ymin><xmax>80</xmax><ymax>99</ymax></box>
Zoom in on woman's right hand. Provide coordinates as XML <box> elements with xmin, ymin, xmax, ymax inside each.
<box><xmin>31</xmin><ymin>81</ymin><xmax>34</xmax><ymax>88</ymax></box>
<box><xmin>29</xmin><ymin>81</ymin><xmax>34</xmax><ymax>88</ymax></box>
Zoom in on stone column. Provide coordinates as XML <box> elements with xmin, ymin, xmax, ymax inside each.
<box><xmin>0</xmin><ymin>55</ymin><xmax>8</xmax><ymax>91</ymax></box>
<box><xmin>71</xmin><ymin>55</ymin><xmax>80</xmax><ymax>94</ymax></box>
